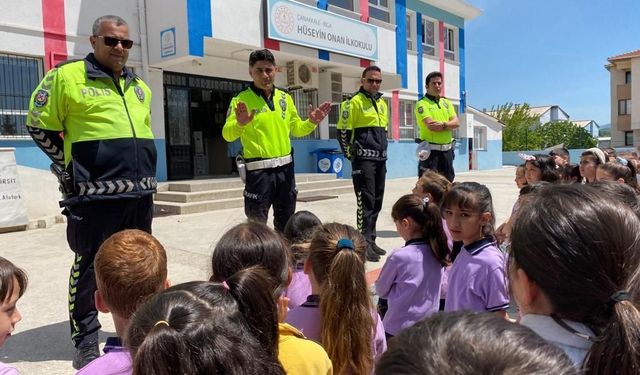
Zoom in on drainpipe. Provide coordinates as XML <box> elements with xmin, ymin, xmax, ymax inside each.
<box><xmin>137</xmin><ymin>0</ymin><xmax>150</xmax><ymax>82</ymax></box>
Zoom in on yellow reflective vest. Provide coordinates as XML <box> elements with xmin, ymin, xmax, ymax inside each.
<box><xmin>415</xmin><ymin>95</ymin><xmax>456</xmax><ymax>144</ymax></box>
<box><xmin>337</xmin><ymin>89</ymin><xmax>388</xmax><ymax>160</ymax></box>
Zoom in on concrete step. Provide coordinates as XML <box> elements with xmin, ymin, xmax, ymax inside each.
<box><xmin>167</xmin><ymin>173</ymin><xmax>340</xmax><ymax>192</ymax></box>
<box><xmin>155</xmin><ymin>179</ymin><xmax>352</xmax><ymax>203</ymax></box>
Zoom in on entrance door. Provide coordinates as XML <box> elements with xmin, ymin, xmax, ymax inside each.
<box><xmin>165</xmin><ymin>86</ymin><xmax>193</xmax><ymax>180</ymax></box>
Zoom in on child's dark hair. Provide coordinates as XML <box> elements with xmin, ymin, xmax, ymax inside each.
<box><xmin>598</xmin><ymin>159</ymin><xmax>639</xmax><ymax>192</ymax></box>
<box><xmin>549</xmin><ymin>147</ymin><xmax>569</xmax><ymax>159</ymax></box>
<box><xmin>210</xmin><ymin>222</ymin><xmax>289</xmax><ymax>298</ymax></box>
<box><xmin>283</xmin><ymin>211</ymin><xmax>322</xmax><ymax>267</ymax></box>
<box><xmin>518</xmin><ymin>181</ymin><xmax>550</xmax><ymax>197</ymax></box>
<box><xmin>0</xmin><ymin>256</ymin><xmax>28</xmax><ymax>303</ymax></box>
<box><xmin>249</xmin><ymin>49</ymin><xmax>276</xmax><ymax>67</ymax></box>
<box><xmin>415</xmin><ymin>170</ymin><xmax>452</xmax><ymax>204</ymax></box>
<box><xmin>376</xmin><ymin>311</ymin><xmax>578</xmax><ymax>375</ymax></box>
<box><xmin>441</xmin><ymin>182</ymin><xmax>496</xmax><ymax>238</ymax></box>
<box><xmin>128</xmin><ymin>267</ymin><xmax>285</xmax><ymax>375</ymax></box>
<box><xmin>391</xmin><ymin>194</ymin><xmax>450</xmax><ymax>266</ymax></box>
<box><xmin>526</xmin><ymin>154</ymin><xmax>559</xmax><ymax>182</ymax></box>
<box><xmin>558</xmin><ymin>163</ymin><xmax>581</xmax><ymax>183</ymax></box>
<box><xmin>308</xmin><ymin>223</ymin><xmax>373</xmax><ymax>375</ymax></box>
<box><xmin>509</xmin><ymin>184</ymin><xmax>640</xmax><ymax>373</ymax></box>
<box><xmin>589</xmin><ymin>181</ymin><xmax>640</xmax><ymax>218</ymax></box>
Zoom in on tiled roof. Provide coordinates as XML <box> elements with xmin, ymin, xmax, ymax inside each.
<box><xmin>608</xmin><ymin>49</ymin><xmax>640</xmax><ymax>61</ymax></box>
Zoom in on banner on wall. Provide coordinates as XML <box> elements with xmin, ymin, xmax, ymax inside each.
<box><xmin>0</xmin><ymin>149</ymin><xmax>28</xmax><ymax>229</ymax></box>
<box><xmin>267</xmin><ymin>0</ymin><xmax>378</xmax><ymax>60</ymax></box>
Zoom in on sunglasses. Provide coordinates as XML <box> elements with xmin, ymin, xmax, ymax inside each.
<box><xmin>365</xmin><ymin>78</ymin><xmax>383</xmax><ymax>84</ymax></box>
<box><xmin>95</xmin><ymin>36</ymin><xmax>134</xmax><ymax>49</ymax></box>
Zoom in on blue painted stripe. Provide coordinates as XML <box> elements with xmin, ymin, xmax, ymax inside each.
<box><xmin>187</xmin><ymin>0</ymin><xmax>212</xmax><ymax>57</ymax></box>
<box><xmin>416</xmin><ymin>12</ymin><xmax>423</xmax><ymax>98</ymax></box>
<box><xmin>459</xmin><ymin>28</ymin><xmax>465</xmax><ymax>113</ymax></box>
<box><xmin>406</xmin><ymin>0</ymin><xmax>464</xmax><ymax>28</ymax></box>
<box><xmin>395</xmin><ymin>0</ymin><xmax>407</xmax><ymax>88</ymax></box>
<box><xmin>317</xmin><ymin>0</ymin><xmax>330</xmax><ymax>60</ymax></box>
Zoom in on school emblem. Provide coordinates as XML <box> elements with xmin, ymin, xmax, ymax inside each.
<box><xmin>134</xmin><ymin>86</ymin><xmax>145</xmax><ymax>102</ymax></box>
<box><xmin>34</xmin><ymin>89</ymin><xmax>49</xmax><ymax>107</ymax></box>
<box><xmin>418</xmin><ymin>106</ymin><xmax>424</xmax><ymax>114</ymax></box>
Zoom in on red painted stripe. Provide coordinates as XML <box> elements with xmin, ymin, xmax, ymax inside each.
<box><xmin>42</xmin><ymin>0</ymin><xmax>68</xmax><ymax>70</ymax></box>
<box><xmin>264</xmin><ymin>38</ymin><xmax>280</xmax><ymax>51</ymax></box>
<box><xmin>359</xmin><ymin>1</ymin><xmax>369</xmax><ymax>22</ymax></box>
<box><xmin>360</xmin><ymin>59</ymin><xmax>370</xmax><ymax>68</ymax></box>
<box><xmin>438</xmin><ymin>21</ymin><xmax>445</xmax><ymax>96</ymax></box>
<box><xmin>392</xmin><ymin>90</ymin><xmax>400</xmax><ymax>141</ymax></box>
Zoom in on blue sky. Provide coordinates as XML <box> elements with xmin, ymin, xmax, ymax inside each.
<box><xmin>464</xmin><ymin>0</ymin><xmax>640</xmax><ymax>125</ymax></box>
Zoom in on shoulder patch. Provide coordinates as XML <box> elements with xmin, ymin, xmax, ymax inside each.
<box><xmin>442</xmin><ymin>100</ymin><xmax>449</xmax><ymax>109</ymax></box>
<box><xmin>34</xmin><ymin>89</ymin><xmax>49</xmax><ymax>107</ymax></box>
<box><xmin>134</xmin><ymin>86</ymin><xmax>145</xmax><ymax>102</ymax></box>
<box><xmin>418</xmin><ymin>106</ymin><xmax>424</xmax><ymax>114</ymax></box>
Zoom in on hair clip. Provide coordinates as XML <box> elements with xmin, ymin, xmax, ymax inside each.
<box><xmin>154</xmin><ymin>320</ymin><xmax>170</xmax><ymax>328</ymax></box>
<box><xmin>336</xmin><ymin>238</ymin><xmax>354</xmax><ymax>251</ymax></box>
<box><xmin>222</xmin><ymin>281</ymin><xmax>230</xmax><ymax>290</ymax></box>
<box><xmin>518</xmin><ymin>153</ymin><xmax>536</xmax><ymax>161</ymax></box>
<box><xmin>609</xmin><ymin>290</ymin><xmax>629</xmax><ymax>305</ymax></box>
<box><xmin>616</xmin><ymin>157</ymin><xmax>629</xmax><ymax>167</ymax></box>
<box><xmin>422</xmin><ymin>196</ymin><xmax>430</xmax><ymax>206</ymax></box>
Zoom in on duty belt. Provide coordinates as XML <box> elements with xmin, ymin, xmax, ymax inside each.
<box><xmin>245</xmin><ymin>154</ymin><xmax>293</xmax><ymax>171</ymax></box>
<box><xmin>428</xmin><ymin>141</ymin><xmax>455</xmax><ymax>152</ymax></box>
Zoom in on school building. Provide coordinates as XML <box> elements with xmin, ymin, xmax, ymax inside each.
<box><xmin>0</xmin><ymin>0</ymin><xmax>502</xmax><ymax>181</ymax></box>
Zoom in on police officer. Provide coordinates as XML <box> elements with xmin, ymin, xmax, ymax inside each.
<box><xmin>415</xmin><ymin>71</ymin><xmax>459</xmax><ymax>181</ymax></box>
<box><xmin>337</xmin><ymin>66</ymin><xmax>388</xmax><ymax>262</ymax></box>
<box><xmin>26</xmin><ymin>15</ymin><xmax>156</xmax><ymax>369</ymax></box>
<box><xmin>223</xmin><ymin>49</ymin><xmax>331</xmax><ymax>232</ymax></box>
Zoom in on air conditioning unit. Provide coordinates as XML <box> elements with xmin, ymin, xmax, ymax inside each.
<box><xmin>286</xmin><ymin>61</ymin><xmax>319</xmax><ymax>88</ymax></box>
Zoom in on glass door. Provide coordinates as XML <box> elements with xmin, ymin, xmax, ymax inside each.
<box><xmin>165</xmin><ymin>86</ymin><xmax>193</xmax><ymax>180</ymax></box>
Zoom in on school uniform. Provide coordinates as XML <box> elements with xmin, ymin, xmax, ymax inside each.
<box><xmin>283</xmin><ymin>266</ymin><xmax>312</xmax><ymax>308</ymax></box>
<box><xmin>278</xmin><ymin>323</ymin><xmax>333</xmax><ymax>375</ymax></box>
<box><xmin>286</xmin><ymin>295</ymin><xmax>387</xmax><ymax>360</ymax></box>
<box><xmin>375</xmin><ymin>239</ymin><xmax>444</xmax><ymax>336</ymax></box>
<box><xmin>76</xmin><ymin>337</ymin><xmax>131</xmax><ymax>375</ymax></box>
<box><xmin>520</xmin><ymin>314</ymin><xmax>594</xmax><ymax>366</ymax></box>
<box><xmin>444</xmin><ymin>237</ymin><xmax>510</xmax><ymax>313</ymax></box>
<box><xmin>0</xmin><ymin>362</ymin><xmax>18</xmax><ymax>375</ymax></box>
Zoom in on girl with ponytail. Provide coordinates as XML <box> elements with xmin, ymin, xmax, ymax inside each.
<box><xmin>375</xmin><ymin>194</ymin><xmax>450</xmax><ymax>338</ymax></box>
<box><xmin>509</xmin><ymin>183</ymin><xmax>640</xmax><ymax>372</ymax></box>
<box><xmin>286</xmin><ymin>223</ymin><xmax>386</xmax><ymax>374</ymax></box>
<box><xmin>127</xmin><ymin>267</ymin><xmax>285</xmax><ymax>375</ymax></box>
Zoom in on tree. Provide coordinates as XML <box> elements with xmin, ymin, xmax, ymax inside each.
<box><xmin>490</xmin><ymin>103</ymin><xmax>542</xmax><ymax>151</ymax></box>
<box><xmin>535</xmin><ymin>120</ymin><xmax>598</xmax><ymax>149</ymax></box>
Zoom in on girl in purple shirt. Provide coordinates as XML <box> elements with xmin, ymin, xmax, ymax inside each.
<box><xmin>286</xmin><ymin>223</ymin><xmax>386</xmax><ymax>374</ymax></box>
<box><xmin>441</xmin><ymin>182</ymin><xmax>510</xmax><ymax>319</ymax></box>
<box><xmin>375</xmin><ymin>194</ymin><xmax>450</xmax><ymax>337</ymax></box>
<box><xmin>0</xmin><ymin>257</ymin><xmax>28</xmax><ymax>375</ymax></box>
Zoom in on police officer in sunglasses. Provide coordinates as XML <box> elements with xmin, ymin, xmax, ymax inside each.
<box><xmin>26</xmin><ymin>15</ymin><xmax>156</xmax><ymax>369</ymax></box>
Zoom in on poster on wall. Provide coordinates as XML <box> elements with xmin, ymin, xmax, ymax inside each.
<box><xmin>0</xmin><ymin>149</ymin><xmax>28</xmax><ymax>229</ymax></box>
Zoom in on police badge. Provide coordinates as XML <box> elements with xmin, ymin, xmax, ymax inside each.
<box><xmin>134</xmin><ymin>86</ymin><xmax>145</xmax><ymax>102</ymax></box>
<box><xmin>418</xmin><ymin>106</ymin><xmax>424</xmax><ymax>114</ymax></box>
<box><xmin>342</xmin><ymin>110</ymin><xmax>349</xmax><ymax>120</ymax></box>
<box><xmin>34</xmin><ymin>89</ymin><xmax>49</xmax><ymax>107</ymax></box>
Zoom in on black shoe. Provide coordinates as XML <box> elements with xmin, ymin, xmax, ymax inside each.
<box><xmin>72</xmin><ymin>341</ymin><xmax>100</xmax><ymax>370</ymax></box>
<box><xmin>371</xmin><ymin>242</ymin><xmax>387</xmax><ymax>256</ymax></box>
<box><xmin>367</xmin><ymin>247</ymin><xmax>380</xmax><ymax>262</ymax></box>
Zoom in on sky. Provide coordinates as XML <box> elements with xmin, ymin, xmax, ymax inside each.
<box><xmin>463</xmin><ymin>0</ymin><xmax>640</xmax><ymax>126</ymax></box>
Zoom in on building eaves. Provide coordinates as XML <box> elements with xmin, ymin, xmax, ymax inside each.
<box><xmin>608</xmin><ymin>49</ymin><xmax>640</xmax><ymax>62</ymax></box>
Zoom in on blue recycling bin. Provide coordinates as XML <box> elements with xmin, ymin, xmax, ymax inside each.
<box><xmin>311</xmin><ymin>148</ymin><xmax>344</xmax><ymax>178</ymax></box>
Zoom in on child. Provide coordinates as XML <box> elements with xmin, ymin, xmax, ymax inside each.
<box><xmin>286</xmin><ymin>223</ymin><xmax>386</xmax><ymax>374</ymax></box>
<box><xmin>590</xmin><ymin>181</ymin><xmax>640</xmax><ymax>217</ymax></box>
<box><xmin>77</xmin><ymin>229</ymin><xmax>170</xmax><ymax>375</ymax></box>
<box><xmin>375</xmin><ymin>194</ymin><xmax>450</xmax><ymax>338</ymax></box>
<box><xmin>549</xmin><ymin>147</ymin><xmax>570</xmax><ymax>167</ymax></box>
<box><xmin>210</xmin><ymin>222</ymin><xmax>333</xmax><ymax>375</ymax></box>
<box><xmin>127</xmin><ymin>268</ymin><xmax>285</xmax><ymax>375</ymax></box>
<box><xmin>523</xmin><ymin>154</ymin><xmax>559</xmax><ymax>184</ymax></box>
<box><xmin>0</xmin><ymin>257</ymin><xmax>28</xmax><ymax>375</ymax></box>
<box><xmin>282</xmin><ymin>211</ymin><xmax>321</xmax><ymax>308</ymax></box>
<box><xmin>375</xmin><ymin>311</ymin><xmax>578</xmax><ymax>375</ymax></box>
<box><xmin>441</xmin><ymin>182</ymin><xmax>510</xmax><ymax>318</ymax></box>
<box><xmin>596</xmin><ymin>158</ymin><xmax>640</xmax><ymax>193</ymax></box>
<box><xmin>509</xmin><ymin>184</ymin><xmax>640</xmax><ymax>371</ymax></box>
<box><xmin>579</xmin><ymin>148</ymin><xmax>606</xmax><ymax>183</ymax></box>
<box><xmin>514</xmin><ymin>164</ymin><xmax>527</xmax><ymax>189</ymax></box>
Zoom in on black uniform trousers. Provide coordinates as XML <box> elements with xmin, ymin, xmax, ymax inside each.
<box><xmin>65</xmin><ymin>195</ymin><xmax>153</xmax><ymax>347</ymax></box>
<box><xmin>418</xmin><ymin>148</ymin><xmax>455</xmax><ymax>182</ymax></box>
<box><xmin>244</xmin><ymin>162</ymin><xmax>297</xmax><ymax>233</ymax></box>
<box><xmin>352</xmin><ymin>159</ymin><xmax>386</xmax><ymax>244</ymax></box>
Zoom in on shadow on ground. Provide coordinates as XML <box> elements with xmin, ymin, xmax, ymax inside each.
<box><xmin>0</xmin><ymin>321</ymin><xmax>115</xmax><ymax>363</ymax></box>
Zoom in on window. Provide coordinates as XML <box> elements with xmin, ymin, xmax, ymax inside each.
<box><xmin>625</xmin><ymin>71</ymin><xmax>632</xmax><ymax>84</ymax></box>
<box><xmin>328</xmin><ymin>0</ymin><xmax>353</xmax><ymax>11</ymax></box>
<box><xmin>369</xmin><ymin>0</ymin><xmax>390</xmax><ymax>23</ymax></box>
<box><xmin>0</xmin><ymin>54</ymin><xmax>44</xmax><ymax>137</ymax></box>
<box><xmin>444</xmin><ymin>27</ymin><xmax>456</xmax><ymax>61</ymax></box>
<box><xmin>398</xmin><ymin>100</ymin><xmax>415</xmax><ymax>139</ymax></box>
<box><xmin>421</xmin><ymin>18</ymin><xmax>436</xmax><ymax>56</ymax></box>
<box><xmin>619</xmin><ymin>99</ymin><xmax>631</xmax><ymax>115</ymax></box>
<box><xmin>625</xmin><ymin>131</ymin><xmax>633</xmax><ymax>146</ymax></box>
<box><xmin>473</xmin><ymin>126</ymin><xmax>487</xmax><ymax>150</ymax></box>
<box><xmin>406</xmin><ymin>14</ymin><xmax>414</xmax><ymax>51</ymax></box>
